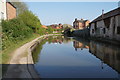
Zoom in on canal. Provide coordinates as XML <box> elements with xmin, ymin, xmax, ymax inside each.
<box><xmin>32</xmin><ymin>35</ymin><xmax>120</xmax><ymax>78</ymax></box>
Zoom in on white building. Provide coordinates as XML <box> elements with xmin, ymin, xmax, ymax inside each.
<box><xmin>90</xmin><ymin>7</ymin><xmax>120</xmax><ymax>41</ymax></box>
<box><xmin>0</xmin><ymin>0</ymin><xmax>7</xmax><ymax>22</ymax></box>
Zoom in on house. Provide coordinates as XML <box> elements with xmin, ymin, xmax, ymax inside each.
<box><xmin>0</xmin><ymin>0</ymin><xmax>16</xmax><ymax>22</ymax></box>
<box><xmin>73</xmin><ymin>18</ymin><xmax>90</xmax><ymax>30</ymax></box>
<box><xmin>50</xmin><ymin>24</ymin><xmax>63</xmax><ymax>29</ymax></box>
<box><xmin>41</xmin><ymin>25</ymin><xmax>48</xmax><ymax>29</ymax></box>
<box><xmin>6</xmin><ymin>2</ymin><xmax>16</xmax><ymax>20</ymax></box>
<box><xmin>90</xmin><ymin>7</ymin><xmax>120</xmax><ymax>41</ymax></box>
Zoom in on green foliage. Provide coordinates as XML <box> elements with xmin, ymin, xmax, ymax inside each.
<box><xmin>18</xmin><ymin>10</ymin><xmax>42</xmax><ymax>33</ymax></box>
<box><xmin>11</xmin><ymin>1</ymin><xmax>28</xmax><ymax>15</ymax></box>
<box><xmin>63</xmin><ymin>24</ymin><xmax>72</xmax><ymax>29</ymax></box>
<box><xmin>2</xmin><ymin>18</ymin><xmax>33</xmax><ymax>50</ymax></box>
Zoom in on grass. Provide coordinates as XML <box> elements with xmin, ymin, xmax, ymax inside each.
<box><xmin>1</xmin><ymin>33</ymin><xmax>40</xmax><ymax>64</ymax></box>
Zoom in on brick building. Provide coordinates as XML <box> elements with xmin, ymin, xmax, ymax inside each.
<box><xmin>0</xmin><ymin>0</ymin><xmax>16</xmax><ymax>21</ymax></box>
<box><xmin>50</xmin><ymin>24</ymin><xmax>63</xmax><ymax>29</ymax></box>
<box><xmin>73</xmin><ymin>18</ymin><xmax>90</xmax><ymax>30</ymax></box>
<box><xmin>41</xmin><ymin>25</ymin><xmax>48</xmax><ymax>29</ymax></box>
<box><xmin>6</xmin><ymin>2</ymin><xmax>16</xmax><ymax>20</ymax></box>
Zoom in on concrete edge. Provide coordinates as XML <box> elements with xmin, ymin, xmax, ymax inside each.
<box><xmin>27</xmin><ymin>34</ymin><xmax>62</xmax><ymax>78</ymax></box>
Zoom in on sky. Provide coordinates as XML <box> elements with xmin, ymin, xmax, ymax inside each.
<box><xmin>26</xmin><ymin>2</ymin><xmax>118</xmax><ymax>25</ymax></box>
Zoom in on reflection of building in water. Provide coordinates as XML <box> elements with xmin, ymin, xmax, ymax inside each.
<box><xmin>48</xmin><ymin>36</ymin><xmax>72</xmax><ymax>44</ymax></box>
<box><xmin>89</xmin><ymin>41</ymin><xmax>120</xmax><ymax>73</ymax></box>
<box><xmin>73</xmin><ymin>40</ymin><xmax>89</xmax><ymax>51</ymax></box>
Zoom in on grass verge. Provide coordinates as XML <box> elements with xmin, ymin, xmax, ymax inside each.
<box><xmin>2</xmin><ymin>33</ymin><xmax>40</xmax><ymax>64</ymax></box>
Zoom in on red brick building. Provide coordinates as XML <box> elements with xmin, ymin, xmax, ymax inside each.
<box><xmin>6</xmin><ymin>2</ymin><xmax>16</xmax><ymax>20</ymax></box>
<box><xmin>73</xmin><ymin>18</ymin><xmax>90</xmax><ymax>30</ymax></box>
<box><xmin>50</xmin><ymin>24</ymin><xmax>63</xmax><ymax>29</ymax></box>
<box><xmin>41</xmin><ymin>25</ymin><xmax>48</xmax><ymax>29</ymax></box>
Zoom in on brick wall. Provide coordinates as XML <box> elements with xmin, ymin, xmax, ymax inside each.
<box><xmin>6</xmin><ymin>2</ymin><xmax>16</xmax><ymax>20</ymax></box>
<box><xmin>85</xmin><ymin>21</ymin><xmax>90</xmax><ymax>27</ymax></box>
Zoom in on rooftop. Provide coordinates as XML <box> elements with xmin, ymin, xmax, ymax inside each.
<box><xmin>74</xmin><ymin>18</ymin><xmax>89</xmax><ymax>23</ymax></box>
<box><xmin>7</xmin><ymin>2</ymin><xmax>16</xmax><ymax>9</ymax></box>
<box><xmin>91</xmin><ymin>7</ymin><xmax>120</xmax><ymax>23</ymax></box>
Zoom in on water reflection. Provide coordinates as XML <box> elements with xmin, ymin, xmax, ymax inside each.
<box><xmin>73</xmin><ymin>40</ymin><xmax>89</xmax><ymax>51</ymax></box>
<box><xmin>32</xmin><ymin>35</ymin><xmax>120</xmax><ymax>78</ymax></box>
<box><xmin>89</xmin><ymin>41</ymin><xmax>120</xmax><ymax>73</ymax></box>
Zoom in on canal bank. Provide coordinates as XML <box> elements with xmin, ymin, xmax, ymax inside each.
<box><xmin>2</xmin><ymin>34</ymin><xmax>62</xmax><ymax>79</ymax></box>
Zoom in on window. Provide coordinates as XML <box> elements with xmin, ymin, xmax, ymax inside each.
<box><xmin>94</xmin><ymin>22</ymin><xmax>97</xmax><ymax>31</ymax></box>
<box><xmin>1</xmin><ymin>12</ymin><xmax>4</xmax><ymax>19</ymax></box>
<box><xmin>117</xmin><ymin>27</ymin><xmax>120</xmax><ymax>34</ymax></box>
<box><xmin>104</xmin><ymin>18</ymin><xmax>110</xmax><ymax>28</ymax></box>
<box><xmin>103</xmin><ymin>28</ymin><xmax>106</xmax><ymax>34</ymax></box>
<box><xmin>92</xmin><ymin>29</ymin><xmax>94</xmax><ymax>33</ymax></box>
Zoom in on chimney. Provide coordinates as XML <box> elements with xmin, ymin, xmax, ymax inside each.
<box><xmin>75</xmin><ymin>18</ymin><xmax>77</xmax><ymax>21</ymax></box>
<box><xmin>102</xmin><ymin>9</ymin><xmax>104</xmax><ymax>19</ymax></box>
<box><xmin>81</xmin><ymin>18</ymin><xmax>83</xmax><ymax>20</ymax></box>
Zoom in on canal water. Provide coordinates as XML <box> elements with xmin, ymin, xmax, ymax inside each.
<box><xmin>32</xmin><ymin>36</ymin><xmax>120</xmax><ymax>78</ymax></box>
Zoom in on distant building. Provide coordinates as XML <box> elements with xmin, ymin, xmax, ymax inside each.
<box><xmin>41</xmin><ymin>25</ymin><xmax>48</xmax><ymax>29</ymax></box>
<box><xmin>73</xmin><ymin>18</ymin><xmax>90</xmax><ymax>30</ymax></box>
<box><xmin>50</xmin><ymin>24</ymin><xmax>63</xmax><ymax>29</ymax></box>
<box><xmin>0</xmin><ymin>0</ymin><xmax>16</xmax><ymax>22</ymax></box>
<box><xmin>90</xmin><ymin>7</ymin><xmax>120</xmax><ymax>41</ymax></box>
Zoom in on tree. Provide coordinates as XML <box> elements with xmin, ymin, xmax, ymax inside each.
<box><xmin>18</xmin><ymin>10</ymin><xmax>42</xmax><ymax>33</ymax></box>
<box><xmin>63</xmin><ymin>24</ymin><xmax>72</xmax><ymax>29</ymax></box>
<box><xmin>11</xmin><ymin>0</ymin><xmax>28</xmax><ymax>15</ymax></box>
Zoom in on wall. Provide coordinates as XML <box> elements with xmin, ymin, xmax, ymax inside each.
<box><xmin>6</xmin><ymin>2</ymin><xmax>16</xmax><ymax>20</ymax></box>
<box><xmin>0</xmin><ymin>0</ymin><xmax>7</xmax><ymax>22</ymax></box>
<box><xmin>72</xmin><ymin>28</ymin><xmax>90</xmax><ymax>37</ymax></box>
<box><xmin>85</xmin><ymin>21</ymin><xmax>90</xmax><ymax>27</ymax></box>
<box><xmin>114</xmin><ymin>15</ymin><xmax>120</xmax><ymax>41</ymax></box>
<box><xmin>78</xmin><ymin>22</ymin><xmax>84</xmax><ymax>29</ymax></box>
<box><xmin>90</xmin><ymin>15</ymin><xmax>120</xmax><ymax>41</ymax></box>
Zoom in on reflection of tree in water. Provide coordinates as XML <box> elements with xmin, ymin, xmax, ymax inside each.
<box><xmin>32</xmin><ymin>36</ymin><xmax>73</xmax><ymax>63</ymax></box>
<box><xmin>32</xmin><ymin>39</ymin><xmax>47</xmax><ymax>63</ymax></box>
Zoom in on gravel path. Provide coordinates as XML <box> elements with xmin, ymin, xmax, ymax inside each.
<box><xmin>3</xmin><ymin>34</ymin><xmax>61</xmax><ymax>78</ymax></box>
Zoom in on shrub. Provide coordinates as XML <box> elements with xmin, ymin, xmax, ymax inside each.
<box><xmin>2</xmin><ymin>18</ymin><xmax>33</xmax><ymax>50</ymax></box>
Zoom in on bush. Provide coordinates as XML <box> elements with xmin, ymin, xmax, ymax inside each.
<box><xmin>2</xmin><ymin>18</ymin><xmax>33</xmax><ymax>50</ymax></box>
